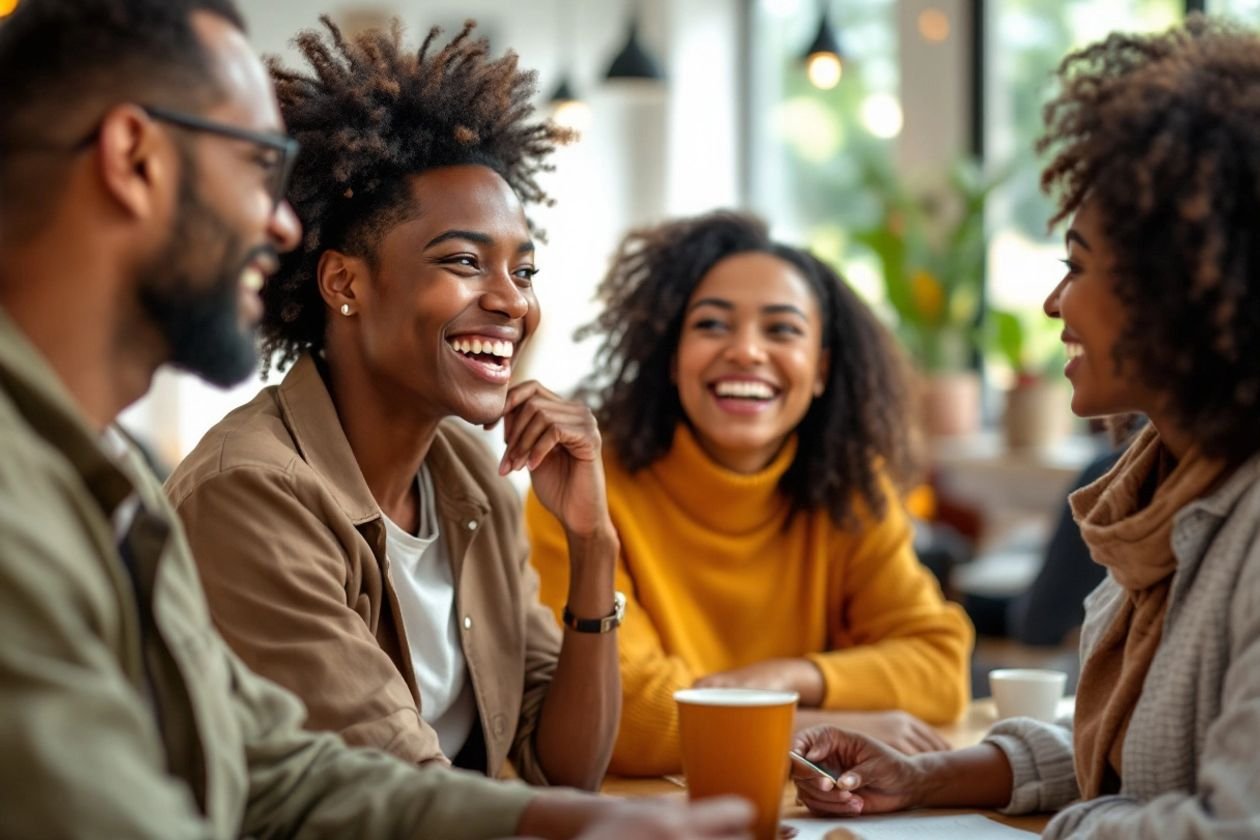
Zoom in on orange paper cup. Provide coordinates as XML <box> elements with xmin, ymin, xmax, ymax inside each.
<box><xmin>674</xmin><ymin>688</ymin><xmax>799</xmax><ymax>840</ymax></box>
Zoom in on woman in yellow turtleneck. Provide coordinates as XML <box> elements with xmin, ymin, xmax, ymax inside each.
<box><xmin>525</xmin><ymin>211</ymin><xmax>973</xmax><ymax>776</ymax></box>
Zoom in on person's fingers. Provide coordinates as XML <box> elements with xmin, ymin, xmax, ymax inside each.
<box><xmin>924</xmin><ymin>728</ymin><xmax>952</xmax><ymax>752</ymax></box>
<box><xmin>792</xmin><ymin>725</ymin><xmax>840</xmax><ymax>762</ymax></box>
<box><xmin>524</xmin><ymin>426</ymin><xmax>565</xmax><ymax>471</ymax></box>
<box><xmin>500</xmin><ymin>380</ymin><xmax>544</xmax><ymax>416</ymax></box>
<box><xmin>796</xmin><ymin>786</ymin><xmax>860</xmax><ymax>817</ymax></box>
<box><xmin>836</xmin><ymin>771</ymin><xmax>861</xmax><ymax>791</ymax></box>
<box><xmin>501</xmin><ymin>397</ymin><xmax>548</xmax><ymax>467</ymax></box>
<box><xmin>684</xmin><ymin>796</ymin><xmax>756</xmax><ymax>835</ymax></box>
<box><xmin>505</xmin><ymin>405</ymin><xmax>569</xmax><ymax>472</ymax></box>
<box><xmin>790</xmin><ymin>773</ymin><xmax>835</xmax><ymax>793</ymax></box>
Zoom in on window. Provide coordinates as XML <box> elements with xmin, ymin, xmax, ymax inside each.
<box><xmin>748</xmin><ymin>0</ymin><xmax>899</xmax><ymax>307</ymax></box>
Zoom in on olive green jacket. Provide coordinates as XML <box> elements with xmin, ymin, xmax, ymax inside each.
<box><xmin>0</xmin><ymin>309</ymin><xmax>535</xmax><ymax>839</ymax></box>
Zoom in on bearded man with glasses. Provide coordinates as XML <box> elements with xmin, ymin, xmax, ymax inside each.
<box><xmin>0</xmin><ymin>2</ymin><xmax>751</xmax><ymax>839</ymax></box>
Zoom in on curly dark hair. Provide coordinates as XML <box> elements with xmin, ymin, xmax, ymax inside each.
<box><xmin>260</xmin><ymin>17</ymin><xmax>573</xmax><ymax>374</ymax></box>
<box><xmin>577</xmin><ymin>210</ymin><xmax>919</xmax><ymax>527</ymax></box>
<box><xmin>1038</xmin><ymin>14</ymin><xmax>1260</xmax><ymax>463</ymax></box>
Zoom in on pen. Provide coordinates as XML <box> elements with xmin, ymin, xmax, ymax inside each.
<box><xmin>788</xmin><ymin>750</ymin><xmax>839</xmax><ymax>783</ymax></box>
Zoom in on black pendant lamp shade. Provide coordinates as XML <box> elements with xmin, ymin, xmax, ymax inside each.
<box><xmin>549</xmin><ymin>76</ymin><xmax>579</xmax><ymax>104</ymax></box>
<box><xmin>605</xmin><ymin>19</ymin><xmax>664</xmax><ymax>81</ymax></box>
<box><xmin>804</xmin><ymin>10</ymin><xmax>842</xmax><ymax>61</ymax></box>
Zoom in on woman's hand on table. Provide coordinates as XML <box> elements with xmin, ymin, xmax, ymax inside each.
<box><xmin>808</xmin><ymin>710</ymin><xmax>951</xmax><ymax>754</ymax></box>
<box><xmin>693</xmin><ymin>658</ymin><xmax>826</xmax><ymax>706</ymax></box>
<box><xmin>497</xmin><ymin>381</ymin><xmax>614</xmax><ymax>540</ymax></box>
<box><xmin>789</xmin><ymin>726</ymin><xmax>923</xmax><ymax>817</ymax></box>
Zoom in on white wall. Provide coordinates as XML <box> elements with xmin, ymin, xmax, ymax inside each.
<box><xmin>124</xmin><ymin>0</ymin><xmax>744</xmax><ymax>467</ymax></box>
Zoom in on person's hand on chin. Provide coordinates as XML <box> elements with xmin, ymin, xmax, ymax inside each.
<box><xmin>496</xmin><ymin>380</ymin><xmax>614</xmax><ymax>540</ymax></box>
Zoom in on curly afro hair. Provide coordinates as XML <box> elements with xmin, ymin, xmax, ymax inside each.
<box><xmin>260</xmin><ymin>17</ymin><xmax>573</xmax><ymax>374</ymax></box>
<box><xmin>576</xmin><ymin>210</ymin><xmax>920</xmax><ymax>528</ymax></box>
<box><xmin>1038</xmin><ymin>14</ymin><xmax>1260</xmax><ymax>463</ymax></box>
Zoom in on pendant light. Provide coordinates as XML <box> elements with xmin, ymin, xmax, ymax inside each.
<box><xmin>548</xmin><ymin>4</ymin><xmax>591</xmax><ymax>132</ymax></box>
<box><xmin>604</xmin><ymin>2</ymin><xmax>664</xmax><ymax>83</ymax></box>
<box><xmin>802</xmin><ymin>2</ymin><xmax>843</xmax><ymax>90</ymax></box>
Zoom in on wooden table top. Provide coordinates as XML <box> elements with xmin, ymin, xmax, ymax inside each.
<box><xmin>600</xmin><ymin>699</ymin><xmax>1054</xmax><ymax>835</ymax></box>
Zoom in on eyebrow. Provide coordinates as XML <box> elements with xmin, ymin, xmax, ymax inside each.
<box><xmin>686</xmin><ymin>298</ymin><xmax>808</xmax><ymax>319</ymax></box>
<box><xmin>1066</xmin><ymin>229</ymin><xmax>1091</xmax><ymax>251</ymax></box>
<box><xmin>425</xmin><ymin>229</ymin><xmax>535</xmax><ymax>254</ymax></box>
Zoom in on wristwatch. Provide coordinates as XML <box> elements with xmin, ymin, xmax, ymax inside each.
<box><xmin>563</xmin><ymin>591</ymin><xmax>626</xmax><ymax>634</ymax></box>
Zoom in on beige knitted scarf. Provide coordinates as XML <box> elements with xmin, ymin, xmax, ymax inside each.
<box><xmin>1069</xmin><ymin>423</ymin><xmax>1226</xmax><ymax>798</ymax></box>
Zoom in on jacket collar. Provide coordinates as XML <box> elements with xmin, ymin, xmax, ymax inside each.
<box><xmin>276</xmin><ymin>354</ymin><xmax>380</xmax><ymax>525</ymax></box>
<box><xmin>0</xmin><ymin>307</ymin><xmax>134</xmax><ymax>517</ymax></box>
<box><xmin>275</xmin><ymin>354</ymin><xmax>492</xmax><ymax>527</ymax></box>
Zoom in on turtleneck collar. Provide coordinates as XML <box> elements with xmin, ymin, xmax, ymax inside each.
<box><xmin>646</xmin><ymin>423</ymin><xmax>798</xmax><ymax>534</ymax></box>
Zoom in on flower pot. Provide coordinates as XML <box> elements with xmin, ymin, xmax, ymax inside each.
<box><xmin>1002</xmin><ymin>379</ymin><xmax>1072</xmax><ymax>449</ymax></box>
<box><xmin>920</xmin><ymin>371</ymin><xmax>981</xmax><ymax>438</ymax></box>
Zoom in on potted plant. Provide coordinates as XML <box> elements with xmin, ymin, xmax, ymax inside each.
<box><xmin>986</xmin><ymin>308</ymin><xmax>1072</xmax><ymax>449</ymax></box>
<box><xmin>851</xmin><ymin>156</ymin><xmax>1008</xmax><ymax>437</ymax></box>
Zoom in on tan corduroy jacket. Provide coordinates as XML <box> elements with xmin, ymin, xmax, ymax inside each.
<box><xmin>165</xmin><ymin>354</ymin><xmax>563</xmax><ymax>784</ymax></box>
<box><xmin>0</xmin><ymin>310</ymin><xmax>535</xmax><ymax>839</ymax></box>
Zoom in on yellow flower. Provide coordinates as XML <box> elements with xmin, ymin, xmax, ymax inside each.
<box><xmin>910</xmin><ymin>270</ymin><xmax>944</xmax><ymax>323</ymax></box>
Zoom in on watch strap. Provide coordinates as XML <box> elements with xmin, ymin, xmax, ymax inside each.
<box><xmin>562</xmin><ymin>591</ymin><xmax>625</xmax><ymax>634</ymax></box>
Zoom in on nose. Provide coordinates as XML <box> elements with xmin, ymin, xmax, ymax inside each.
<box><xmin>268</xmin><ymin>200</ymin><xmax>303</xmax><ymax>255</ymax></box>
<box><xmin>724</xmin><ymin>325</ymin><xmax>769</xmax><ymax>366</ymax></box>
<box><xmin>1043</xmin><ymin>276</ymin><xmax>1066</xmax><ymax>319</ymax></box>
<box><xmin>481</xmin><ymin>269</ymin><xmax>530</xmax><ymax>321</ymax></box>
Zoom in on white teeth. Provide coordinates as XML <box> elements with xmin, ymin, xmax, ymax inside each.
<box><xmin>714</xmin><ymin>380</ymin><xmax>775</xmax><ymax>399</ymax></box>
<box><xmin>448</xmin><ymin>337</ymin><xmax>516</xmax><ymax>361</ymax></box>
<box><xmin>240</xmin><ymin>266</ymin><xmax>264</xmax><ymax>293</ymax></box>
<box><xmin>1065</xmin><ymin>343</ymin><xmax>1084</xmax><ymax>360</ymax></box>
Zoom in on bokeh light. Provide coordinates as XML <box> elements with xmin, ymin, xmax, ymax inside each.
<box><xmin>806</xmin><ymin>52</ymin><xmax>843</xmax><ymax>90</ymax></box>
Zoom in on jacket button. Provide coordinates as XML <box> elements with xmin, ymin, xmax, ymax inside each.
<box><xmin>466</xmin><ymin>520</ymin><xmax>478</xmax><ymax>531</ymax></box>
<box><xmin>463</xmin><ymin>615</ymin><xmax>473</xmax><ymax>630</ymax></box>
<box><xmin>492</xmin><ymin>714</ymin><xmax>506</xmax><ymax>737</ymax></box>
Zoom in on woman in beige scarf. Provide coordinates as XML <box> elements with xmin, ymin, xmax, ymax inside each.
<box><xmin>786</xmin><ymin>15</ymin><xmax>1260</xmax><ymax>838</ymax></box>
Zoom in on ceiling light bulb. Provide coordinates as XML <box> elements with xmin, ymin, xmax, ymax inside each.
<box><xmin>552</xmin><ymin>99</ymin><xmax>592</xmax><ymax>134</ymax></box>
<box><xmin>807</xmin><ymin>52</ymin><xmax>843</xmax><ymax>89</ymax></box>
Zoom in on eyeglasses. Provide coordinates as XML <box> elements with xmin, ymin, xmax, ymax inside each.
<box><xmin>141</xmin><ymin>105</ymin><xmax>299</xmax><ymax>213</ymax></box>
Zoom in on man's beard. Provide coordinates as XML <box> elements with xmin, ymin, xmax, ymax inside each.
<box><xmin>136</xmin><ymin>166</ymin><xmax>267</xmax><ymax>388</ymax></box>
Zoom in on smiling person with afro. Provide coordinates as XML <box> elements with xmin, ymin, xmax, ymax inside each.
<box><xmin>526</xmin><ymin>210</ymin><xmax>975</xmax><ymax>776</ymax></box>
<box><xmin>165</xmin><ymin>18</ymin><xmax>622</xmax><ymax>789</ymax></box>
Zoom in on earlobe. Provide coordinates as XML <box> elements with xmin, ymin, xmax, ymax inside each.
<box><xmin>814</xmin><ymin>350</ymin><xmax>830</xmax><ymax>397</ymax></box>
<box><xmin>317</xmin><ymin>249</ymin><xmax>365</xmax><ymax>316</ymax></box>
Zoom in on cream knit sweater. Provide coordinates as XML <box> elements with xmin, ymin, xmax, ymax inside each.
<box><xmin>986</xmin><ymin>447</ymin><xmax>1260</xmax><ymax>838</ymax></box>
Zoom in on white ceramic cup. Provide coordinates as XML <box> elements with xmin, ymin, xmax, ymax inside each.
<box><xmin>989</xmin><ymin>668</ymin><xmax>1068</xmax><ymax>722</ymax></box>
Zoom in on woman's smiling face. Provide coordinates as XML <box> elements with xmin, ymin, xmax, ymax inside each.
<box><xmin>338</xmin><ymin>164</ymin><xmax>540</xmax><ymax>425</ymax></box>
<box><xmin>673</xmin><ymin>251</ymin><xmax>828</xmax><ymax>473</ymax></box>
<box><xmin>1044</xmin><ymin>199</ymin><xmax>1159</xmax><ymax>419</ymax></box>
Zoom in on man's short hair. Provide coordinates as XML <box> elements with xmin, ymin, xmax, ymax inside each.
<box><xmin>0</xmin><ymin>0</ymin><xmax>246</xmax><ymax>238</ymax></box>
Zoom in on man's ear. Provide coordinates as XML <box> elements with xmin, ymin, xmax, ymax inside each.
<box><xmin>318</xmin><ymin>249</ymin><xmax>368</xmax><ymax>317</ymax></box>
<box><xmin>96</xmin><ymin>104</ymin><xmax>170</xmax><ymax>222</ymax></box>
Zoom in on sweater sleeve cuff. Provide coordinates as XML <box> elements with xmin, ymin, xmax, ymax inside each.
<box><xmin>804</xmin><ymin>648</ymin><xmax>897</xmax><ymax>710</ymax></box>
<box><xmin>985</xmin><ymin>717</ymin><xmax>1080</xmax><ymax>814</ymax></box>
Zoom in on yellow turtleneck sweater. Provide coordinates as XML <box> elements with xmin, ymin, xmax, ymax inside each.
<box><xmin>525</xmin><ymin>425</ymin><xmax>973</xmax><ymax>776</ymax></box>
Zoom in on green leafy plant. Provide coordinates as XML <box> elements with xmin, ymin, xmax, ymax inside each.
<box><xmin>984</xmin><ymin>306</ymin><xmax>1067</xmax><ymax>386</ymax></box>
<box><xmin>851</xmin><ymin>155</ymin><xmax>1008</xmax><ymax>372</ymax></box>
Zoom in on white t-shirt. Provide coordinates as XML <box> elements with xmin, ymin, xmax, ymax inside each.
<box><xmin>382</xmin><ymin>465</ymin><xmax>476</xmax><ymax>758</ymax></box>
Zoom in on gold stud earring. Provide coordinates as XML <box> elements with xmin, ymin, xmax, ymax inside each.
<box><xmin>340</xmin><ymin>303</ymin><xmax>352</xmax><ymax>316</ymax></box>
